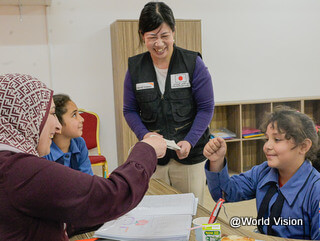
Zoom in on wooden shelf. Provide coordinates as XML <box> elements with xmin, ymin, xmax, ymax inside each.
<box><xmin>225</xmin><ymin>141</ymin><xmax>241</xmax><ymax>173</ymax></box>
<box><xmin>304</xmin><ymin>99</ymin><xmax>320</xmax><ymax>125</ymax></box>
<box><xmin>209</xmin><ymin>105</ymin><xmax>241</xmax><ymax>139</ymax></box>
<box><xmin>242</xmin><ymin>136</ymin><xmax>266</xmax><ymax>141</ymax></box>
<box><xmin>272</xmin><ymin>100</ymin><xmax>301</xmax><ymax>112</ymax></box>
<box><xmin>225</xmin><ymin>138</ymin><xmax>241</xmax><ymax>143</ymax></box>
<box><xmin>212</xmin><ymin>96</ymin><xmax>320</xmax><ymax>173</ymax></box>
<box><xmin>242</xmin><ymin>139</ymin><xmax>266</xmax><ymax>172</ymax></box>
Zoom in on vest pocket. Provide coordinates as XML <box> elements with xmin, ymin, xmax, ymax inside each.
<box><xmin>171</xmin><ymin>101</ymin><xmax>194</xmax><ymax>122</ymax></box>
<box><xmin>136</xmin><ymin>91</ymin><xmax>159</xmax><ymax>123</ymax></box>
<box><xmin>141</xmin><ymin>111</ymin><xmax>157</xmax><ymax>123</ymax></box>
<box><xmin>136</xmin><ymin>91</ymin><xmax>158</xmax><ymax>102</ymax></box>
<box><xmin>169</xmin><ymin>88</ymin><xmax>194</xmax><ymax>122</ymax></box>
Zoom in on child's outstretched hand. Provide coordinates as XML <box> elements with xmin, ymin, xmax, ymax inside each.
<box><xmin>203</xmin><ymin>137</ymin><xmax>226</xmax><ymax>172</ymax></box>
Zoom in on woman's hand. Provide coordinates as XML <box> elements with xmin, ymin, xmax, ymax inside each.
<box><xmin>143</xmin><ymin>132</ymin><xmax>163</xmax><ymax>139</ymax></box>
<box><xmin>176</xmin><ymin>140</ymin><xmax>191</xmax><ymax>159</ymax></box>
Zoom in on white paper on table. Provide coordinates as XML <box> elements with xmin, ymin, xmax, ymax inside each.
<box><xmin>94</xmin><ymin>214</ymin><xmax>192</xmax><ymax>240</ymax></box>
<box><xmin>127</xmin><ymin>193</ymin><xmax>197</xmax><ymax>216</ymax></box>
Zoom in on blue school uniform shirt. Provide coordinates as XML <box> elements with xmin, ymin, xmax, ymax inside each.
<box><xmin>205</xmin><ymin>160</ymin><xmax>320</xmax><ymax>240</ymax></box>
<box><xmin>44</xmin><ymin>137</ymin><xmax>93</xmax><ymax>175</ymax></box>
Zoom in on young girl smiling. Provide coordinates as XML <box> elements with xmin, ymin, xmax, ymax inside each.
<box><xmin>204</xmin><ymin>106</ymin><xmax>320</xmax><ymax>240</ymax></box>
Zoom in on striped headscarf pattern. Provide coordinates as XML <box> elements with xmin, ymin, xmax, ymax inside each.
<box><xmin>0</xmin><ymin>74</ymin><xmax>53</xmax><ymax>156</ymax></box>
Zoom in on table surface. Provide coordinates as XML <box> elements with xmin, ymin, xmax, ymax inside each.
<box><xmin>148</xmin><ymin>179</ymin><xmax>303</xmax><ymax>241</ymax></box>
<box><xmin>72</xmin><ymin>178</ymin><xmax>303</xmax><ymax>241</ymax></box>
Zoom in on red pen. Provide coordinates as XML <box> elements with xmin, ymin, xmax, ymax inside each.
<box><xmin>208</xmin><ymin>198</ymin><xmax>225</xmax><ymax>224</ymax></box>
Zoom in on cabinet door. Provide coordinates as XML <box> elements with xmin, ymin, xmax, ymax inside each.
<box><xmin>304</xmin><ymin>99</ymin><xmax>320</xmax><ymax>126</ymax></box>
<box><xmin>111</xmin><ymin>20</ymin><xmax>202</xmax><ymax>165</ymax></box>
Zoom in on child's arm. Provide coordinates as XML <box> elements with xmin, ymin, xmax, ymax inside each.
<box><xmin>204</xmin><ymin>137</ymin><xmax>262</xmax><ymax>203</ymax></box>
<box><xmin>203</xmin><ymin>137</ymin><xmax>226</xmax><ymax>172</ymax></box>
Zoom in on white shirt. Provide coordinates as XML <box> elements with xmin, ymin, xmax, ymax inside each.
<box><xmin>154</xmin><ymin>65</ymin><xmax>168</xmax><ymax>95</ymax></box>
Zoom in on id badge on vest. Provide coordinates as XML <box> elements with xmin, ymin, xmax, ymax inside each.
<box><xmin>170</xmin><ymin>73</ymin><xmax>190</xmax><ymax>89</ymax></box>
<box><xmin>136</xmin><ymin>82</ymin><xmax>154</xmax><ymax>90</ymax></box>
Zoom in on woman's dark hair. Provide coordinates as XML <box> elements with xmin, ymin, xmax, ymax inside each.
<box><xmin>260</xmin><ymin>105</ymin><xmax>319</xmax><ymax>162</ymax></box>
<box><xmin>53</xmin><ymin>94</ymin><xmax>71</xmax><ymax>125</ymax></box>
<box><xmin>138</xmin><ymin>1</ymin><xmax>175</xmax><ymax>44</ymax></box>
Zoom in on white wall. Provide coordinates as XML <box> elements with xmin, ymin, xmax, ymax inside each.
<box><xmin>0</xmin><ymin>6</ymin><xmax>51</xmax><ymax>86</ymax></box>
<box><xmin>1</xmin><ymin>0</ymin><xmax>320</xmax><ymax>171</ymax></box>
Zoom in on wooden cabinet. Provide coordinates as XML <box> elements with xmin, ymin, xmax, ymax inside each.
<box><xmin>110</xmin><ymin>19</ymin><xmax>202</xmax><ymax>165</ymax></box>
<box><xmin>210</xmin><ymin>97</ymin><xmax>320</xmax><ymax>173</ymax></box>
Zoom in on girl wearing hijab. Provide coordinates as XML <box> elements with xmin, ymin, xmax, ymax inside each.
<box><xmin>0</xmin><ymin>74</ymin><xmax>166</xmax><ymax>241</ymax></box>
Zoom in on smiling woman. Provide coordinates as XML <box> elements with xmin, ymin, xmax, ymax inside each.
<box><xmin>141</xmin><ymin>22</ymin><xmax>175</xmax><ymax>69</ymax></box>
<box><xmin>37</xmin><ymin>98</ymin><xmax>62</xmax><ymax>156</ymax></box>
<box><xmin>123</xmin><ymin>1</ymin><xmax>215</xmax><ymax>206</ymax></box>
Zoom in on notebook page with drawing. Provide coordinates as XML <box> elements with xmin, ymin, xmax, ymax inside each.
<box><xmin>94</xmin><ymin>214</ymin><xmax>192</xmax><ymax>240</ymax></box>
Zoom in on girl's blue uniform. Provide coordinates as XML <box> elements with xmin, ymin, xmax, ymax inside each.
<box><xmin>205</xmin><ymin>160</ymin><xmax>320</xmax><ymax>240</ymax></box>
<box><xmin>44</xmin><ymin>137</ymin><xmax>93</xmax><ymax>175</ymax></box>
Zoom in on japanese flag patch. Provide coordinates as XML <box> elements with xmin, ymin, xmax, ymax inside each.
<box><xmin>170</xmin><ymin>73</ymin><xmax>190</xmax><ymax>89</ymax></box>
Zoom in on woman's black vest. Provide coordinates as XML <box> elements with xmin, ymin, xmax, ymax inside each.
<box><xmin>128</xmin><ymin>46</ymin><xmax>210</xmax><ymax>165</ymax></box>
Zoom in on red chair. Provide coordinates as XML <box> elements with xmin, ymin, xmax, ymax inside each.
<box><xmin>79</xmin><ymin>108</ymin><xmax>108</xmax><ymax>178</ymax></box>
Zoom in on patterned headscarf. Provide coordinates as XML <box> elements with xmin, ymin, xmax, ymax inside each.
<box><xmin>0</xmin><ymin>74</ymin><xmax>53</xmax><ymax>156</ymax></box>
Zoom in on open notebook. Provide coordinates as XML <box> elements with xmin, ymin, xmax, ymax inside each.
<box><xmin>94</xmin><ymin>193</ymin><xmax>198</xmax><ymax>241</ymax></box>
